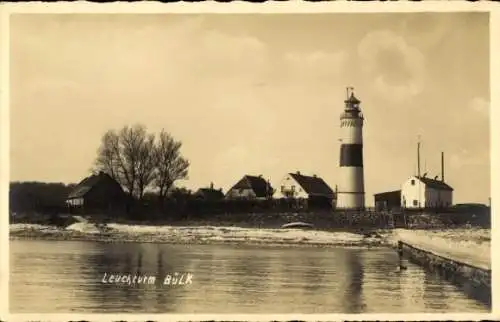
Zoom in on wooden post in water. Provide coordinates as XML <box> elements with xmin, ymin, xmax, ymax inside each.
<box><xmin>397</xmin><ymin>241</ymin><xmax>407</xmax><ymax>270</ymax></box>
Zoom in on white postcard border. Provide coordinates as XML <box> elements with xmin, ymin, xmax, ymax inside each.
<box><xmin>1</xmin><ymin>2</ymin><xmax>498</xmax><ymax>321</ymax></box>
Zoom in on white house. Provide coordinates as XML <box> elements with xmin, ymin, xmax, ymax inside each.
<box><xmin>275</xmin><ymin>171</ymin><xmax>336</xmax><ymax>201</ymax></box>
<box><xmin>401</xmin><ymin>175</ymin><xmax>453</xmax><ymax>209</ymax></box>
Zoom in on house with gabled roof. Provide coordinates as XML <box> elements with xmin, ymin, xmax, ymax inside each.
<box><xmin>194</xmin><ymin>183</ymin><xmax>225</xmax><ymax>201</ymax></box>
<box><xmin>66</xmin><ymin>171</ymin><xmax>127</xmax><ymax>213</ymax></box>
<box><xmin>225</xmin><ymin>175</ymin><xmax>273</xmax><ymax>200</ymax></box>
<box><xmin>401</xmin><ymin>175</ymin><xmax>453</xmax><ymax>209</ymax></box>
<box><xmin>275</xmin><ymin>171</ymin><xmax>335</xmax><ymax>199</ymax></box>
<box><xmin>276</xmin><ymin>171</ymin><xmax>337</xmax><ymax>208</ymax></box>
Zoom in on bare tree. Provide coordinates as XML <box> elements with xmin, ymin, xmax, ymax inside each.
<box><xmin>94</xmin><ymin>126</ymin><xmax>189</xmax><ymax>206</ymax></box>
<box><xmin>136</xmin><ymin>132</ymin><xmax>157</xmax><ymax>200</ymax></box>
<box><xmin>94</xmin><ymin>124</ymin><xmax>156</xmax><ymax>200</ymax></box>
<box><xmin>154</xmin><ymin>130</ymin><xmax>190</xmax><ymax>204</ymax></box>
<box><xmin>93</xmin><ymin>130</ymin><xmax>120</xmax><ymax>180</ymax></box>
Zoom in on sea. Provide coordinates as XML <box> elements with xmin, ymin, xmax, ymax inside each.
<box><xmin>9</xmin><ymin>239</ymin><xmax>490</xmax><ymax>313</ymax></box>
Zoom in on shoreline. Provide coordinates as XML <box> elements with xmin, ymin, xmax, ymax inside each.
<box><xmin>9</xmin><ymin>222</ymin><xmax>491</xmax><ymax>262</ymax></box>
<box><xmin>9</xmin><ymin>223</ymin><xmax>395</xmax><ymax>248</ymax></box>
<box><xmin>8</xmin><ymin>235</ymin><xmax>391</xmax><ymax>249</ymax></box>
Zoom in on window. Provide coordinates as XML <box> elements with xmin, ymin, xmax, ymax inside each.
<box><xmin>413</xmin><ymin>200</ymin><xmax>418</xmax><ymax>206</ymax></box>
<box><xmin>411</xmin><ymin>180</ymin><xmax>415</xmax><ymax>185</ymax></box>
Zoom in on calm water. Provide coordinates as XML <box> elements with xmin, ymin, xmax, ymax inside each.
<box><xmin>10</xmin><ymin>240</ymin><xmax>489</xmax><ymax>313</ymax></box>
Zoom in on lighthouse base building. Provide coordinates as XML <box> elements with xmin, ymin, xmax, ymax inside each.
<box><xmin>336</xmin><ymin>88</ymin><xmax>365</xmax><ymax>211</ymax></box>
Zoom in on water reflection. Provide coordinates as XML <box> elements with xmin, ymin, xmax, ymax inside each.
<box><xmin>422</xmin><ymin>271</ymin><xmax>450</xmax><ymax>311</ymax></box>
<box><xmin>301</xmin><ymin>256</ymin><xmax>325</xmax><ymax>294</ymax></box>
<box><xmin>344</xmin><ymin>249</ymin><xmax>365</xmax><ymax>313</ymax></box>
<box><xmin>10</xmin><ymin>240</ymin><xmax>490</xmax><ymax>313</ymax></box>
<box><xmin>422</xmin><ymin>268</ymin><xmax>491</xmax><ymax>309</ymax></box>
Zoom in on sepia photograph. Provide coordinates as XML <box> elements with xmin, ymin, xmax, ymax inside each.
<box><xmin>4</xmin><ymin>7</ymin><xmax>493</xmax><ymax>316</ymax></box>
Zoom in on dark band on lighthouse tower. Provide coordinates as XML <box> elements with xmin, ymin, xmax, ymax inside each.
<box><xmin>337</xmin><ymin>87</ymin><xmax>365</xmax><ymax>210</ymax></box>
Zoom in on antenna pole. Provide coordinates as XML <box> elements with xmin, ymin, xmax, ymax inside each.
<box><xmin>417</xmin><ymin>135</ymin><xmax>421</xmax><ymax>209</ymax></box>
<box><xmin>417</xmin><ymin>136</ymin><xmax>421</xmax><ymax>178</ymax></box>
<box><xmin>346</xmin><ymin>86</ymin><xmax>354</xmax><ymax>99</ymax></box>
<box><xmin>441</xmin><ymin>151</ymin><xmax>445</xmax><ymax>182</ymax></box>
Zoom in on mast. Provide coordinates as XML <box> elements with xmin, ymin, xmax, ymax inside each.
<box><xmin>417</xmin><ymin>136</ymin><xmax>421</xmax><ymax>178</ymax></box>
<box><xmin>346</xmin><ymin>86</ymin><xmax>354</xmax><ymax>99</ymax></box>
<box><xmin>441</xmin><ymin>151</ymin><xmax>445</xmax><ymax>182</ymax></box>
<box><xmin>417</xmin><ymin>136</ymin><xmax>422</xmax><ymax>209</ymax></box>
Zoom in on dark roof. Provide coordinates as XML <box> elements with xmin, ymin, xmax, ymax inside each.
<box><xmin>417</xmin><ymin>176</ymin><xmax>454</xmax><ymax>191</ymax></box>
<box><xmin>345</xmin><ymin>92</ymin><xmax>361</xmax><ymax>105</ymax></box>
<box><xmin>67</xmin><ymin>172</ymin><xmax>117</xmax><ymax>199</ymax></box>
<box><xmin>374</xmin><ymin>190</ymin><xmax>401</xmax><ymax>197</ymax></box>
<box><xmin>374</xmin><ymin>190</ymin><xmax>401</xmax><ymax>202</ymax></box>
<box><xmin>195</xmin><ymin>188</ymin><xmax>224</xmax><ymax>200</ymax></box>
<box><xmin>229</xmin><ymin>175</ymin><xmax>273</xmax><ymax>198</ymax></box>
<box><xmin>289</xmin><ymin>173</ymin><xmax>334</xmax><ymax>197</ymax></box>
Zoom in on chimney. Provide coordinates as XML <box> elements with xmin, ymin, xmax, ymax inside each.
<box><xmin>210</xmin><ymin>182</ymin><xmax>214</xmax><ymax>189</ymax></box>
<box><xmin>296</xmin><ymin>171</ymin><xmax>301</xmax><ymax>175</ymax></box>
<box><xmin>441</xmin><ymin>151</ymin><xmax>445</xmax><ymax>182</ymax></box>
<box><xmin>313</xmin><ymin>174</ymin><xmax>317</xmax><ymax>178</ymax></box>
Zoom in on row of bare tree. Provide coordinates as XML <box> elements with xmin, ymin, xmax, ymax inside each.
<box><xmin>93</xmin><ymin>124</ymin><xmax>189</xmax><ymax>203</ymax></box>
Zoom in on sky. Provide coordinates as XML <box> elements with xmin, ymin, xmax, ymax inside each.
<box><xmin>9</xmin><ymin>13</ymin><xmax>490</xmax><ymax>206</ymax></box>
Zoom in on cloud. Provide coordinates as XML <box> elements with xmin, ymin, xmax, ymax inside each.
<box><xmin>469</xmin><ymin>97</ymin><xmax>490</xmax><ymax>117</ymax></box>
<box><xmin>449</xmin><ymin>149</ymin><xmax>489</xmax><ymax>170</ymax></box>
<box><xmin>399</xmin><ymin>14</ymin><xmax>460</xmax><ymax>49</ymax></box>
<box><xmin>24</xmin><ymin>77</ymin><xmax>78</xmax><ymax>95</ymax></box>
<box><xmin>284</xmin><ymin>50</ymin><xmax>348</xmax><ymax>82</ymax></box>
<box><xmin>15</xmin><ymin>15</ymin><xmax>269</xmax><ymax>92</ymax></box>
<box><xmin>448</xmin><ymin>96</ymin><xmax>490</xmax><ymax>131</ymax></box>
<box><xmin>357</xmin><ymin>30</ymin><xmax>425</xmax><ymax>102</ymax></box>
<box><xmin>210</xmin><ymin>145</ymin><xmax>280</xmax><ymax>189</ymax></box>
<box><xmin>166</xmin><ymin>29</ymin><xmax>269</xmax><ymax>86</ymax></box>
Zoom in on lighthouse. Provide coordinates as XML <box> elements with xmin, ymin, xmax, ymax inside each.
<box><xmin>337</xmin><ymin>87</ymin><xmax>365</xmax><ymax>210</ymax></box>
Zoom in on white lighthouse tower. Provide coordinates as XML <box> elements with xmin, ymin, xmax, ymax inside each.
<box><xmin>337</xmin><ymin>87</ymin><xmax>365</xmax><ymax>210</ymax></box>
